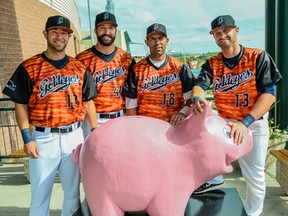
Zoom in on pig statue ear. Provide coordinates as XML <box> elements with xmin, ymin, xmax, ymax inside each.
<box><xmin>72</xmin><ymin>143</ymin><xmax>83</xmax><ymax>164</ymax></box>
<box><xmin>189</xmin><ymin>102</ymin><xmax>214</xmax><ymax>124</ymax></box>
<box><xmin>203</xmin><ymin>102</ymin><xmax>214</xmax><ymax>118</ymax></box>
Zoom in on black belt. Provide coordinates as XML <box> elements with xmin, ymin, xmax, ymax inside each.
<box><xmin>35</xmin><ymin>122</ymin><xmax>81</xmax><ymax>133</ymax></box>
<box><xmin>99</xmin><ymin>112</ymin><xmax>120</xmax><ymax>119</ymax></box>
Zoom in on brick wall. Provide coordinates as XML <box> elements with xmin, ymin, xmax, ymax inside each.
<box><xmin>0</xmin><ymin>0</ymin><xmax>23</xmax><ymax>98</ymax></box>
<box><xmin>0</xmin><ymin>0</ymin><xmax>80</xmax><ymax>97</ymax></box>
<box><xmin>0</xmin><ymin>0</ymin><xmax>80</xmax><ymax>158</ymax></box>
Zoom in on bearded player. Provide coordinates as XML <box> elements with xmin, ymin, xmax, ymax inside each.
<box><xmin>76</xmin><ymin>12</ymin><xmax>135</xmax><ymax>138</ymax></box>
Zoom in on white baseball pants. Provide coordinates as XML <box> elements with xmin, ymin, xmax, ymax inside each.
<box><xmin>239</xmin><ymin>113</ymin><xmax>269</xmax><ymax>216</ymax></box>
<box><xmin>29</xmin><ymin>127</ymin><xmax>83</xmax><ymax>216</ymax></box>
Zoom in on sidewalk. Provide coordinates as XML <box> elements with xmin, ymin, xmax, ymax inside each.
<box><xmin>0</xmin><ymin>162</ymin><xmax>287</xmax><ymax>216</ymax></box>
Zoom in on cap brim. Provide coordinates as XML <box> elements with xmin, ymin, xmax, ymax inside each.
<box><xmin>209</xmin><ymin>25</ymin><xmax>236</xmax><ymax>34</ymax></box>
<box><xmin>147</xmin><ymin>30</ymin><xmax>167</xmax><ymax>38</ymax></box>
<box><xmin>96</xmin><ymin>21</ymin><xmax>118</xmax><ymax>27</ymax></box>
<box><xmin>46</xmin><ymin>26</ymin><xmax>73</xmax><ymax>34</ymax></box>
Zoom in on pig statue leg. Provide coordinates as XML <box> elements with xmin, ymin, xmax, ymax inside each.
<box><xmin>88</xmin><ymin>195</ymin><xmax>124</xmax><ymax>216</ymax></box>
<box><xmin>146</xmin><ymin>192</ymin><xmax>189</xmax><ymax>216</ymax></box>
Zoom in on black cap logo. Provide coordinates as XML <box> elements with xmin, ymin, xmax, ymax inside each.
<box><xmin>146</xmin><ymin>23</ymin><xmax>167</xmax><ymax>37</ymax></box>
<box><xmin>45</xmin><ymin>15</ymin><xmax>73</xmax><ymax>33</ymax></box>
<box><xmin>153</xmin><ymin>23</ymin><xmax>159</xmax><ymax>30</ymax></box>
<box><xmin>104</xmin><ymin>12</ymin><xmax>109</xmax><ymax>20</ymax></box>
<box><xmin>210</xmin><ymin>15</ymin><xmax>236</xmax><ymax>34</ymax></box>
<box><xmin>95</xmin><ymin>12</ymin><xmax>118</xmax><ymax>27</ymax></box>
<box><xmin>217</xmin><ymin>17</ymin><xmax>224</xmax><ymax>25</ymax></box>
<box><xmin>57</xmin><ymin>17</ymin><xmax>64</xmax><ymax>25</ymax></box>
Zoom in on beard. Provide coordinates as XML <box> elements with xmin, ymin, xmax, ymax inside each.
<box><xmin>97</xmin><ymin>34</ymin><xmax>116</xmax><ymax>46</ymax></box>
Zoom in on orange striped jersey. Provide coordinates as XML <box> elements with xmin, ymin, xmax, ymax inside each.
<box><xmin>2</xmin><ymin>53</ymin><xmax>97</xmax><ymax>128</ymax></box>
<box><xmin>76</xmin><ymin>46</ymin><xmax>135</xmax><ymax>113</ymax></box>
<box><xmin>196</xmin><ymin>46</ymin><xmax>282</xmax><ymax>120</ymax></box>
<box><xmin>122</xmin><ymin>55</ymin><xmax>195</xmax><ymax>121</ymax></box>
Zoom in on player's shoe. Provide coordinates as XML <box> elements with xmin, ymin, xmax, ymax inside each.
<box><xmin>192</xmin><ymin>181</ymin><xmax>224</xmax><ymax>195</ymax></box>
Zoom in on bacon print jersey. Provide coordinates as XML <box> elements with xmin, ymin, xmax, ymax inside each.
<box><xmin>123</xmin><ymin>55</ymin><xmax>195</xmax><ymax>121</ymax></box>
<box><xmin>2</xmin><ymin>53</ymin><xmax>96</xmax><ymax>127</ymax></box>
<box><xmin>196</xmin><ymin>46</ymin><xmax>282</xmax><ymax>120</ymax></box>
<box><xmin>76</xmin><ymin>46</ymin><xmax>135</xmax><ymax>113</ymax></box>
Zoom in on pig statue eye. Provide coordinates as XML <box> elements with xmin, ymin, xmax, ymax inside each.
<box><xmin>223</xmin><ymin>128</ymin><xmax>231</xmax><ymax>138</ymax></box>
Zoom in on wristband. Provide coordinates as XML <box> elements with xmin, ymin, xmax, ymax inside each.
<box><xmin>240</xmin><ymin>114</ymin><xmax>255</xmax><ymax>128</ymax></box>
<box><xmin>192</xmin><ymin>96</ymin><xmax>202</xmax><ymax>104</ymax></box>
<box><xmin>21</xmin><ymin>128</ymin><xmax>33</xmax><ymax>144</ymax></box>
<box><xmin>179</xmin><ymin>106</ymin><xmax>190</xmax><ymax>117</ymax></box>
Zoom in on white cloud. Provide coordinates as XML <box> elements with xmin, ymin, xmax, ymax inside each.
<box><xmin>76</xmin><ymin>0</ymin><xmax>265</xmax><ymax>55</ymax></box>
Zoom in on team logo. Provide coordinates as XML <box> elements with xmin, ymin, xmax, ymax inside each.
<box><xmin>223</xmin><ymin>128</ymin><xmax>231</xmax><ymax>138</ymax></box>
<box><xmin>5</xmin><ymin>80</ymin><xmax>17</xmax><ymax>91</ymax></box>
<box><xmin>39</xmin><ymin>74</ymin><xmax>80</xmax><ymax>98</ymax></box>
<box><xmin>217</xmin><ymin>16</ymin><xmax>224</xmax><ymax>25</ymax></box>
<box><xmin>141</xmin><ymin>72</ymin><xmax>179</xmax><ymax>93</ymax></box>
<box><xmin>93</xmin><ymin>66</ymin><xmax>126</xmax><ymax>85</ymax></box>
<box><xmin>104</xmin><ymin>12</ymin><xmax>109</xmax><ymax>20</ymax></box>
<box><xmin>213</xmin><ymin>69</ymin><xmax>254</xmax><ymax>93</ymax></box>
<box><xmin>154</xmin><ymin>23</ymin><xmax>159</xmax><ymax>30</ymax></box>
<box><xmin>57</xmin><ymin>17</ymin><xmax>64</xmax><ymax>25</ymax></box>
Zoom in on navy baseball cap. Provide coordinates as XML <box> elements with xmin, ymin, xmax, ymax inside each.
<box><xmin>146</xmin><ymin>23</ymin><xmax>167</xmax><ymax>37</ymax></box>
<box><xmin>45</xmin><ymin>15</ymin><xmax>73</xmax><ymax>33</ymax></box>
<box><xmin>210</xmin><ymin>15</ymin><xmax>236</xmax><ymax>34</ymax></box>
<box><xmin>95</xmin><ymin>12</ymin><xmax>118</xmax><ymax>27</ymax></box>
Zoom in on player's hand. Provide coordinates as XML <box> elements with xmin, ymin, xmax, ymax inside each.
<box><xmin>191</xmin><ymin>100</ymin><xmax>207</xmax><ymax>115</ymax></box>
<box><xmin>227</xmin><ymin>121</ymin><xmax>248</xmax><ymax>145</ymax></box>
<box><xmin>170</xmin><ymin>112</ymin><xmax>186</xmax><ymax>125</ymax></box>
<box><xmin>24</xmin><ymin>141</ymin><xmax>40</xmax><ymax>158</ymax></box>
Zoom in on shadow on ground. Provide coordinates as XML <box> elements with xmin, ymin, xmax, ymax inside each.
<box><xmin>0</xmin><ymin>207</ymin><xmax>61</xmax><ymax>216</ymax></box>
<box><xmin>0</xmin><ymin>165</ymin><xmax>60</xmax><ymax>185</ymax></box>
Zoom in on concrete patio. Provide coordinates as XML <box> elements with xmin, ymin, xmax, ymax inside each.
<box><xmin>0</xmin><ymin>162</ymin><xmax>287</xmax><ymax>216</ymax></box>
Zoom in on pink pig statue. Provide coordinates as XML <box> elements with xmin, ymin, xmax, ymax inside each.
<box><xmin>73</xmin><ymin>105</ymin><xmax>252</xmax><ymax>216</ymax></box>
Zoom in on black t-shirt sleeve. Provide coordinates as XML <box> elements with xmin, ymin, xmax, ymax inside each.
<box><xmin>82</xmin><ymin>69</ymin><xmax>97</xmax><ymax>101</ymax></box>
<box><xmin>195</xmin><ymin>60</ymin><xmax>213</xmax><ymax>88</ymax></box>
<box><xmin>256</xmin><ymin>51</ymin><xmax>282</xmax><ymax>92</ymax></box>
<box><xmin>2</xmin><ymin>64</ymin><xmax>33</xmax><ymax>104</ymax></box>
<box><xmin>122</xmin><ymin>67</ymin><xmax>138</xmax><ymax>99</ymax></box>
<box><xmin>179</xmin><ymin>64</ymin><xmax>196</xmax><ymax>93</ymax></box>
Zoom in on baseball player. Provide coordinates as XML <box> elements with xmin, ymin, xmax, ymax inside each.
<box><xmin>191</xmin><ymin>15</ymin><xmax>282</xmax><ymax>216</ymax></box>
<box><xmin>76</xmin><ymin>11</ymin><xmax>135</xmax><ymax>138</ymax></box>
<box><xmin>2</xmin><ymin>15</ymin><xmax>97</xmax><ymax>216</ymax></box>
<box><xmin>123</xmin><ymin>23</ymin><xmax>195</xmax><ymax>124</ymax></box>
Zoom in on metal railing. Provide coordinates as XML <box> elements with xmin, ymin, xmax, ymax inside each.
<box><xmin>0</xmin><ymin>98</ymin><xmax>23</xmax><ymax>165</ymax></box>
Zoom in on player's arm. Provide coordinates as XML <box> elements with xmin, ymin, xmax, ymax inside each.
<box><xmin>122</xmin><ymin>67</ymin><xmax>138</xmax><ymax>116</ymax></box>
<box><xmin>247</xmin><ymin>51</ymin><xmax>281</xmax><ymax>120</ymax></box>
<box><xmin>191</xmin><ymin>85</ymin><xmax>209</xmax><ymax>114</ymax></box>
<box><xmin>227</xmin><ymin>93</ymin><xmax>276</xmax><ymax>145</ymax></box>
<box><xmin>125</xmin><ymin>97</ymin><xmax>137</xmax><ymax>116</ymax></box>
<box><xmin>82</xmin><ymin>69</ymin><xmax>98</xmax><ymax>130</ymax></box>
<box><xmin>191</xmin><ymin>61</ymin><xmax>212</xmax><ymax>115</ymax></box>
<box><xmin>169</xmin><ymin>92</ymin><xmax>192</xmax><ymax>125</ymax></box>
<box><xmin>83</xmin><ymin>100</ymin><xmax>98</xmax><ymax>130</ymax></box>
<box><xmin>15</xmin><ymin>103</ymin><xmax>39</xmax><ymax>158</ymax></box>
<box><xmin>229</xmin><ymin>51</ymin><xmax>282</xmax><ymax>145</ymax></box>
<box><xmin>170</xmin><ymin>64</ymin><xmax>196</xmax><ymax>125</ymax></box>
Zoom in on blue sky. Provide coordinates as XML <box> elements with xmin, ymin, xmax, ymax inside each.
<box><xmin>76</xmin><ymin>0</ymin><xmax>265</xmax><ymax>56</ymax></box>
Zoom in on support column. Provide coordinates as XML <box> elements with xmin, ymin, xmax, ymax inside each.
<box><xmin>276</xmin><ymin>0</ymin><xmax>288</xmax><ymax>129</ymax></box>
<box><xmin>265</xmin><ymin>0</ymin><xmax>276</xmax><ymax>120</ymax></box>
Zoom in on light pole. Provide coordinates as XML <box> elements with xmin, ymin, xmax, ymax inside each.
<box><xmin>87</xmin><ymin>0</ymin><xmax>94</xmax><ymax>45</ymax></box>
